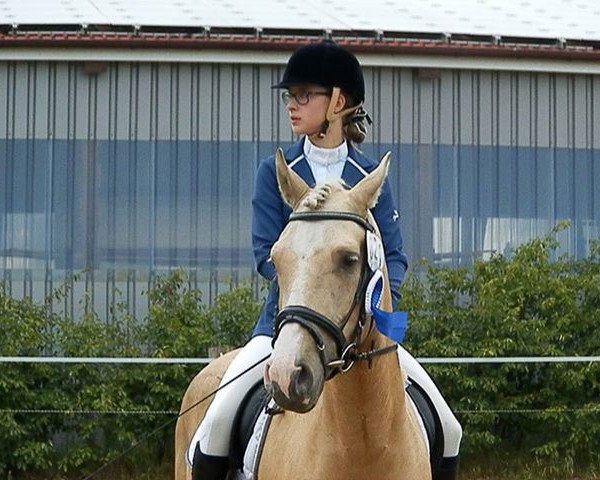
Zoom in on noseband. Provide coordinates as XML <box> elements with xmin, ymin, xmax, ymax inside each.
<box><xmin>273</xmin><ymin>211</ymin><xmax>398</xmax><ymax>379</ymax></box>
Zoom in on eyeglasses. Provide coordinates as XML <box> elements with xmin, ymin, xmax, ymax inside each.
<box><xmin>281</xmin><ymin>90</ymin><xmax>330</xmax><ymax>106</ymax></box>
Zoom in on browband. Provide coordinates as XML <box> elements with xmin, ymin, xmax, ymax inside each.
<box><xmin>288</xmin><ymin>211</ymin><xmax>374</xmax><ymax>233</ymax></box>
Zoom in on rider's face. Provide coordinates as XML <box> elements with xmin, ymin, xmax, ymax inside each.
<box><xmin>283</xmin><ymin>84</ymin><xmax>331</xmax><ymax>136</ymax></box>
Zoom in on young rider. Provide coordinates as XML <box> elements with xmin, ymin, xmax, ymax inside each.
<box><xmin>188</xmin><ymin>40</ymin><xmax>462</xmax><ymax>480</ymax></box>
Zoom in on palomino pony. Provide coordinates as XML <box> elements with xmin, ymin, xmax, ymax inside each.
<box><xmin>175</xmin><ymin>149</ymin><xmax>431</xmax><ymax>480</ymax></box>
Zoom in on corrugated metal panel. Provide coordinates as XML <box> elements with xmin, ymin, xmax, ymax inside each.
<box><xmin>1</xmin><ymin>59</ymin><xmax>599</xmax><ymax>320</ymax></box>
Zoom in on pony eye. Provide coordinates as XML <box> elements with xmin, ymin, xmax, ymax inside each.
<box><xmin>342</xmin><ymin>253</ymin><xmax>360</xmax><ymax>268</ymax></box>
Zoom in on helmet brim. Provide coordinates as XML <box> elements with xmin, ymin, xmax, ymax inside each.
<box><xmin>271</xmin><ymin>80</ymin><xmax>310</xmax><ymax>89</ymax></box>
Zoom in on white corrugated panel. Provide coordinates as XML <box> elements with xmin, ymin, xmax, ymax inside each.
<box><xmin>0</xmin><ymin>0</ymin><xmax>107</xmax><ymax>24</ymax></box>
<box><xmin>1</xmin><ymin>0</ymin><xmax>600</xmax><ymax>41</ymax></box>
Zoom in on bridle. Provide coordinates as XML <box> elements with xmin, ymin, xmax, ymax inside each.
<box><xmin>272</xmin><ymin>211</ymin><xmax>398</xmax><ymax>379</ymax></box>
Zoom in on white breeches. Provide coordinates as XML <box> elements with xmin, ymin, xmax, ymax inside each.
<box><xmin>186</xmin><ymin>335</ymin><xmax>272</xmax><ymax>464</ymax></box>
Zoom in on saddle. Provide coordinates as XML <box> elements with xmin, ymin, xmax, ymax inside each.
<box><xmin>406</xmin><ymin>380</ymin><xmax>445</xmax><ymax>475</ymax></box>
<box><xmin>227</xmin><ymin>380</ymin><xmax>445</xmax><ymax>478</ymax></box>
<box><xmin>229</xmin><ymin>382</ymin><xmax>271</xmax><ymax>472</ymax></box>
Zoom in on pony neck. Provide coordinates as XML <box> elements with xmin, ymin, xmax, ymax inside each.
<box><xmin>319</xmin><ymin>329</ymin><xmax>408</xmax><ymax>442</ymax></box>
<box><xmin>317</xmin><ymin>263</ymin><xmax>409</xmax><ymax>445</ymax></box>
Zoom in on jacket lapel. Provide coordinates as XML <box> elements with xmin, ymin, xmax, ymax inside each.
<box><xmin>293</xmin><ymin>159</ymin><xmax>316</xmax><ymax>187</ymax></box>
<box><xmin>286</xmin><ymin>138</ymin><xmax>316</xmax><ymax>187</ymax></box>
<box><xmin>341</xmin><ymin>144</ymin><xmax>370</xmax><ymax>187</ymax></box>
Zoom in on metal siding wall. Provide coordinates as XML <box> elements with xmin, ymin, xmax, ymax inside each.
<box><xmin>394</xmin><ymin>68</ymin><xmax>600</xmax><ymax>268</ymax></box>
<box><xmin>1</xmin><ymin>59</ymin><xmax>599</xmax><ymax>319</ymax></box>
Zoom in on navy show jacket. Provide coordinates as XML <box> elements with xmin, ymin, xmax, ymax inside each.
<box><xmin>251</xmin><ymin>137</ymin><xmax>408</xmax><ymax>337</ymax></box>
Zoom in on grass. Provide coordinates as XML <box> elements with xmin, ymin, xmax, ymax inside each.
<box><xmin>460</xmin><ymin>451</ymin><xmax>600</xmax><ymax>480</ymax></box>
<box><xmin>21</xmin><ymin>453</ymin><xmax>600</xmax><ymax>480</ymax></box>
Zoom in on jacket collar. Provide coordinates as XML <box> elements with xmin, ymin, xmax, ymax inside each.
<box><xmin>284</xmin><ymin>137</ymin><xmax>371</xmax><ymax>188</ymax></box>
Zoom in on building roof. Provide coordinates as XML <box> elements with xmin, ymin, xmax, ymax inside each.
<box><xmin>2</xmin><ymin>0</ymin><xmax>600</xmax><ymax>41</ymax></box>
<box><xmin>1</xmin><ymin>0</ymin><xmax>600</xmax><ymax>68</ymax></box>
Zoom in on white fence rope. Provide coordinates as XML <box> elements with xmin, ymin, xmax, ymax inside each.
<box><xmin>2</xmin><ymin>356</ymin><xmax>599</xmax><ymax>417</ymax></box>
<box><xmin>417</xmin><ymin>356</ymin><xmax>600</xmax><ymax>364</ymax></box>
<box><xmin>455</xmin><ymin>407</ymin><xmax>600</xmax><ymax>415</ymax></box>
<box><xmin>4</xmin><ymin>407</ymin><xmax>600</xmax><ymax>416</ymax></box>
<box><xmin>0</xmin><ymin>356</ymin><xmax>214</xmax><ymax>364</ymax></box>
<box><xmin>1</xmin><ymin>408</ymin><xmax>179</xmax><ymax>415</ymax></box>
<box><xmin>1</xmin><ymin>355</ymin><xmax>600</xmax><ymax>364</ymax></box>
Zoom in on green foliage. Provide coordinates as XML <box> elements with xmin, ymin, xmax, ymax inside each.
<box><xmin>0</xmin><ymin>287</ymin><xmax>61</xmax><ymax>474</ymax></box>
<box><xmin>142</xmin><ymin>269</ymin><xmax>213</xmax><ymax>357</ymax></box>
<box><xmin>3</xmin><ymin>224</ymin><xmax>600</xmax><ymax>476</ymax></box>
<box><xmin>210</xmin><ymin>287</ymin><xmax>262</xmax><ymax>348</ymax></box>
<box><xmin>0</xmin><ymin>271</ymin><xmax>261</xmax><ymax>478</ymax></box>
<box><xmin>401</xmin><ymin>223</ymin><xmax>600</xmax><ymax>469</ymax></box>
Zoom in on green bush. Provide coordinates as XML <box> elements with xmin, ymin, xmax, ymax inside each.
<box><xmin>0</xmin><ymin>270</ymin><xmax>261</xmax><ymax>478</ymax></box>
<box><xmin>2</xmin><ymin>226</ymin><xmax>600</xmax><ymax>477</ymax></box>
<box><xmin>0</xmin><ymin>287</ymin><xmax>60</xmax><ymax>473</ymax></box>
<box><xmin>401</xmin><ymin>224</ymin><xmax>600</xmax><ymax>470</ymax></box>
<box><xmin>209</xmin><ymin>286</ymin><xmax>262</xmax><ymax>349</ymax></box>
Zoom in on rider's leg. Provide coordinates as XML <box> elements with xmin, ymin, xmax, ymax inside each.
<box><xmin>188</xmin><ymin>335</ymin><xmax>272</xmax><ymax>479</ymax></box>
<box><xmin>398</xmin><ymin>346</ymin><xmax>462</xmax><ymax>480</ymax></box>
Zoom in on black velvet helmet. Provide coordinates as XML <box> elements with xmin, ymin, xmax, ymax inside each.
<box><xmin>273</xmin><ymin>40</ymin><xmax>365</xmax><ymax>104</ymax></box>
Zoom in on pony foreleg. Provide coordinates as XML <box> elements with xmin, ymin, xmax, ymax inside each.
<box><xmin>174</xmin><ymin>350</ymin><xmax>240</xmax><ymax>480</ymax></box>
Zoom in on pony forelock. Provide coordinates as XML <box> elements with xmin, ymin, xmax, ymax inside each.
<box><xmin>302</xmin><ymin>183</ymin><xmax>335</xmax><ymax>210</ymax></box>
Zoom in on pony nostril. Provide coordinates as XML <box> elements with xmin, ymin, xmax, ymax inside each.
<box><xmin>292</xmin><ymin>363</ymin><xmax>314</xmax><ymax>398</ymax></box>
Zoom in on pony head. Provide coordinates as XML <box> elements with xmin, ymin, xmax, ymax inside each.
<box><xmin>264</xmin><ymin>148</ymin><xmax>391</xmax><ymax>412</ymax></box>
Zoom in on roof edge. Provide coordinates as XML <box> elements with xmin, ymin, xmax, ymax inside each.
<box><xmin>2</xmin><ymin>32</ymin><xmax>600</xmax><ymax>71</ymax></box>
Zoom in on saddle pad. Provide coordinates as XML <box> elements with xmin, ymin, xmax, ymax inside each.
<box><xmin>239</xmin><ymin>399</ymin><xmax>276</xmax><ymax>480</ymax></box>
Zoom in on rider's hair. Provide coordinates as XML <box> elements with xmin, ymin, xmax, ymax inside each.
<box><xmin>342</xmin><ymin>94</ymin><xmax>371</xmax><ymax>144</ymax></box>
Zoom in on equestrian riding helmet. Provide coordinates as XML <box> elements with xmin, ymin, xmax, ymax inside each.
<box><xmin>273</xmin><ymin>40</ymin><xmax>365</xmax><ymax>104</ymax></box>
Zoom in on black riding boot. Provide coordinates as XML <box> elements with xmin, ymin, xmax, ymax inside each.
<box><xmin>434</xmin><ymin>455</ymin><xmax>460</xmax><ymax>480</ymax></box>
<box><xmin>191</xmin><ymin>445</ymin><xmax>229</xmax><ymax>480</ymax></box>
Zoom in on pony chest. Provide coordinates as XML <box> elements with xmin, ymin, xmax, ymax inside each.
<box><xmin>255</xmin><ymin>407</ymin><xmax>409</xmax><ymax>480</ymax></box>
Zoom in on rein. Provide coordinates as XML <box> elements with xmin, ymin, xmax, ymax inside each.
<box><xmin>273</xmin><ymin>210</ymin><xmax>398</xmax><ymax>378</ymax></box>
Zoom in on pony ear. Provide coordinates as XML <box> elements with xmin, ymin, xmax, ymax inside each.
<box><xmin>351</xmin><ymin>152</ymin><xmax>391</xmax><ymax>209</ymax></box>
<box><xmin>276</xmin><ymin>148</ymin><xmax>310</xmax><ymax>208</ymax></box>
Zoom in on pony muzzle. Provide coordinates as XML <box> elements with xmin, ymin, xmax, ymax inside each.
<box><xmin>264</xmin><ymin>348</ymin><xmax>324</xmax><ymax>413</ymax></box>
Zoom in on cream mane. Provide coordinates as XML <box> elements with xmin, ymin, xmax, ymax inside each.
<box><xmin>301</xmin><ymin>182</ymin><xmax>346</xmax><ymax>210</ymax></box>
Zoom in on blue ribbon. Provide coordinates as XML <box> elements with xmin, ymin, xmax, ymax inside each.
<box><xmin>369</xmin><ymin>273</ymin><xmax>408</xmax><ymax>343</ymax></box>
<box><xmin>372</xmin><ymin>307</ymin><xmax>408</xmax><ymax>344</ymax></box>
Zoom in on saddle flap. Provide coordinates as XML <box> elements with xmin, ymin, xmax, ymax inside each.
<box><xmin>406</xmin><ymin>381</ymin><xmax>445</xmax><ymax>475</ymax></box>
<box><xmin>229</xmin><ymin>382</ymin><xmax>270</xmax><ymax>469</ymax></box>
